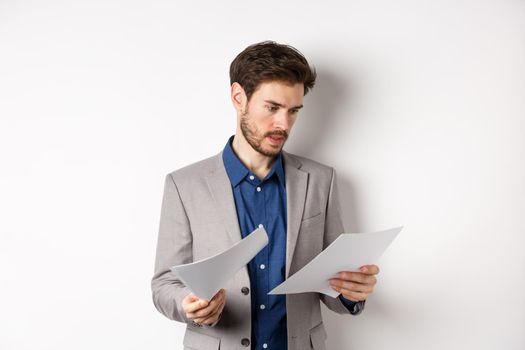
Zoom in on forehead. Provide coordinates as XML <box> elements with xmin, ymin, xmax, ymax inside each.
<box><xmin>251</xmin><ymin>81</ymin><xmax>304</xmax><ymax>105</ymax></box>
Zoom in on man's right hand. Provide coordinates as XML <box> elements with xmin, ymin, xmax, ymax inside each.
<box><xmin>181</xmin><ymin>289</ymin><xmax>226</xmax><ymax>326</ymax></box>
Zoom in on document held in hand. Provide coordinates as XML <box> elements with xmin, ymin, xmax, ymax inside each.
<box><xmin>269</xmin><ymin>226</ymin><xmax>403</xmax><ymax>297</ymax></box>
<box><xmin>170</xmin><ymin>227</ymin><xmax>269</xmax><ymax>300</ymax></box>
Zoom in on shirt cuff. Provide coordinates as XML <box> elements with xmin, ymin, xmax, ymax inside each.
<box><xmin>339</xmin><ymin>295</ymin><xmax>366</xmax><ymax>315</ymax></box>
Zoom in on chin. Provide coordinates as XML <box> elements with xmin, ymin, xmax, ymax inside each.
<box><xmin>263</xmin><ymin>146</ymin><xmax>283</xmax><ymax>157</ymax></box>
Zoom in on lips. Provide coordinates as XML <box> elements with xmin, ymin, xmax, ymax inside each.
<box><xmin>267</xmin><ymin>135</ymin><xmax>284</xmax><ymax>144</ymax></box>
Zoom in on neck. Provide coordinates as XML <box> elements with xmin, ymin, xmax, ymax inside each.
<box><xmin>231</xmin><ymin>133</ymin><xmax>277</xmax><ymax>180</ymax></box>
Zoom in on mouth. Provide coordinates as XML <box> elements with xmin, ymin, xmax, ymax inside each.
<box><xmin>266</xmin><ymin>135</ymin><xmax>285</xmax><ymax>145</ymax></box>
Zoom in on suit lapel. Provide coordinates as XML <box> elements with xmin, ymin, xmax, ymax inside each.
<box><xmin>205</xmin><ymin>151</ymin><xmax>308</xmax><ymax>277</ymax></box>
<box><xmin>283</xmin><ymin>152</ymin><xmax>308</xmax><ymax>278</ymax></box>
<box><xmin>206</xmin><ymin>153</ymin><xmax>243</xmax><ymax>244</ymax></box>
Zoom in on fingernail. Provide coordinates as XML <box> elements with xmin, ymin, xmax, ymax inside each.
<box><xmin>361</xmin><ymin>266</ymin><xmax>367</xmax><ymax>272</ymax></box>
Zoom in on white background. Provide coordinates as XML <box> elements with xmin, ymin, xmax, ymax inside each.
<box><xmin>1</xmin><ymin>0</ymin><xmax>524</xmax><ymax>349</ymax></box>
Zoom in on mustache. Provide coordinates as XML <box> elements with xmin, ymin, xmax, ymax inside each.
<box><xmin>264</xmin><ymin>130</ymin><xmax>288</xmax><ymax>139</ymax></box>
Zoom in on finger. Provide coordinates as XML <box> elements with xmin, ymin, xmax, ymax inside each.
<box><xmin>211</xmin><ymin>290</ymin><xmax>226</xmax><ymax>310</ymax></box>
<box><xmin>200</xmin><ymin>311</ymin><xmax>221</xmax><ymax>326</ymax></box>
<box><xmin>193</xmin><ymin>314</ymin><xmax>217</xmax><ymax>324</ymax></box>
<box><xmin>338</xmin><ymin>288</ymin><xmax>368</xmax><ymax>302</ymax></box>
<box><xmin>194</xmin><ymin>296</ymin><xmax>223</xmax><ymax>320</ymax></box>
<box><xmin>360</xmin><ymin>265</ymin><xmax>380</xmax><ymax>275</ymax></box>
<box><xmin>214</xmin><ymin>296</ymin><xmax>226</xmax><ymax>317</ymax></box>
<box><xmin>336</xmin><ymin>272</ymin><xmax>377</xmax><ymax>285</ymax></box>
<box><xmin>333</xmin><ymin>287</ymin><xmax>370</xmax><ymax>301</ymax></box>
<box><xmin>211</xmin><ymin>289</ymin><xmax>225</xmax><ymax>301</ymax></box>
<box><xmin>208</xmin><ymin>290</ymin><xmax>225</xmax><ymax>309</ymax></box>
<box><xmin>185</xmin><ymin>289</ymin><xmax>226</xmax><ymax>320</ymax></box>
<box><xmin>184</xmin><ymin>298</ymin><xmax>210</xmax><ymax>314</ymax></box>
<box><xmin>210</xmin><ymin>293</ymin><xmax>226</xmax><ymax>315</ymax></box>
<box><xmin>192</xmin><ymin>301</ymin><xmax>224</xmax><ymax>324</ymax></box>
<box><xmin>187</xmin><ymin>301</ymin><xmax>216</xmax><ymax>319</ymax></box>
<box><xmin>192</xmin><ymin>311</ymin><xmax>215</xmax><ymax>324</ymax></box>
<box><xmin>330</xmin><ymin>279</ymin><xmax>374</xmax><ymax>293</ymax></box>
<box><xmin>187</xmin><ymin>292</ymin><xmax>225</xmax><ymax>319</ymax></box>
<box><xmin>195</xmin><ymin>304</ymin><xmax>224</xmax><ymax>325</ymax></box>
<box><xmin>183</xmin><ymin>293</ymin><xmax>199</xmax><ymax>304</ymax></box>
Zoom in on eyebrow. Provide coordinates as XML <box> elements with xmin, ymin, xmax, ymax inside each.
<box><xmin>264</xmin><ymin>99</ymin><xmax>303</xmax><ymax>110</ymax></box>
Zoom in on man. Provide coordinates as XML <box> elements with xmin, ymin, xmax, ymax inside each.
<box><xmin>152</xmin><ymin>41</ymin><xmax>380</xmax><ymax>350</ymax></box>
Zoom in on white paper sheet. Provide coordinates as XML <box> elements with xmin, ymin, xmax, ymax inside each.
<box><xmin>269</xmin><ymin>226</ymin><xmax>402</xmax><ymax>297</ymax></box>
<box><xmin>170</xmin><ymin>227</ymin><xmax>268</xmax><ymax>300</ymax></box>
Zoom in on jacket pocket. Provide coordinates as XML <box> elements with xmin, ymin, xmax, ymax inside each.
<box><xmin>309</xmin><ymin>322</ymin><xmax>327</xmax><ymax>350</ymax></box>
<box><xmin>183</xmin><ymin>328</ymin><xmax>220</xmax><ymax>350</ymax></box>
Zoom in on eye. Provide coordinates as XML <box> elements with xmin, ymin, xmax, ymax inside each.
<box><xmin>290</xmin><ymin>109</ymin><xmax>300</xmax><ymax>114</ymax></box>
<box><xmin>265</xmin><ymin>105</ymin><xmax>278</xmax><ymax>112</ymax></box>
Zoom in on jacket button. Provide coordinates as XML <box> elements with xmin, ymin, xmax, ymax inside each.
<box><xmin>241</xmin><ymin>287</ymin><xmax>250</xmax><ymax>295</ymax></box>
<box><xmin>241</xmin><ymin>338</ymin><xmax>250</xmax><ymax>347</ymax></box>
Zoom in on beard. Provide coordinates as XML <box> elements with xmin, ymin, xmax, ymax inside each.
<box><xmin>240</xmin><ymin>109</ymin><xmax>288</xmax><ymax>157</ymax></box>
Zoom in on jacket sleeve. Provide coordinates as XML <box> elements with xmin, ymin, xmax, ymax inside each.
<box><xmin>320</xmin><ymin>168</ymin><xmax>365</xmax><ymax>315</ymax></box>
<box><xmin>151</xmin><ymin>173</ymin><xmax>193</xmax><ymax>323</ymax></box>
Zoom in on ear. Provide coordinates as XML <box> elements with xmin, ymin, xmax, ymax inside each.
<box><xmin>231</xmin><ymin>82</ymin><xmax>247</xmax><ymax>113</ymax></box>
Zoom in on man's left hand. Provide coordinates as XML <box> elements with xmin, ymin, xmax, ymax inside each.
<box><xmin>329</xmin><ymin>264</ymin><xmax>379</xmax><ymax>302</ymax></box>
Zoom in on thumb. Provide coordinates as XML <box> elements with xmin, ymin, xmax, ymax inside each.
<box><xmin>184</xmin><ymin>293</ymin><xmax>199</xmax><ymax>303</ymax></box>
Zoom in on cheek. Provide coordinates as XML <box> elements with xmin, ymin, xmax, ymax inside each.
<box><xmin>253</xmin><ymin>114</ymin><xmax>273</xmax><ymax>128</ymax></box>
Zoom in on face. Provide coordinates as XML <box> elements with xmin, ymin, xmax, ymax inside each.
<box><xmin>238</xmin><ymin>81</ymin><xmax>304</xmax><ymax>157</ymax></box>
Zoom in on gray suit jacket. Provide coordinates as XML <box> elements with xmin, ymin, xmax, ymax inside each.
<box><xmin>151</xmin><ymin>150</ymin><xmax>364</xmax><ymax>350</ymax></box>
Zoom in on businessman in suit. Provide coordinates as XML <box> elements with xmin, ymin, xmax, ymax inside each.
<box><xmin>151</xmin><ymin>41</ymin><xmax>380</xmax><ymax>350</ymax></box>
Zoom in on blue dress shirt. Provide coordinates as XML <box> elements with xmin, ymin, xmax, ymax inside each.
<box><xmin>223</xmin><ymin>137</ymin><xmax>288</xmax><ymax>349</ymax></box>
<box><xmin>222</xmin><ymin>137</ymin><xmax>356</xmax><ymax>349</ymax></box>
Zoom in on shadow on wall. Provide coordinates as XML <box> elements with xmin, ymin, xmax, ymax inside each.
<box><xmin>289</xmin><ymin>66</ymin><xmax>379</xmax><ymax>349</ymax></box>
<box><xmin>287</xmin><ymin>67</ymin><xmax>362</xmax><ymax>233</ymax></box>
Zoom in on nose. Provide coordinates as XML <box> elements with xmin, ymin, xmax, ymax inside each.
<box><xmin>273</xmin><ymin>109</ymin><xmax>291</xmax><ymax>131</ymax></box>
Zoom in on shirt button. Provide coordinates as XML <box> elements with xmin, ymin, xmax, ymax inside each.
<box><xmin>258</xmin><ymin>224</ymin><xmax>264</xmax><ymax>228</ymax></box>
<box><xmin>256</xmin><ymin>186</ymin><xmax>261</xmax><ymax>192</ymax></box>
<box><xmin>260</xmin><ymin>264</ymin><xmax>266</xmax><ymax>270</ymax></box>
<box><xmin>263</xmin><ymin>344</ymin><xmax>268</xmax><ymax>349</ymax></box>
<box><xmin>241</xmin><ymin>338</ymin><xmax>250</xmax><ymax>347</ymax></box>
<box><xmin>260</xmin><ymin>304</ymin><xmax>266</xmax><ymax>310</ymax></box>
<box><xmin>241</xmin><ymin>287</ymin><xmax>250</xmax><ymax>295</ymax></box>
<box><xmin>249</xmin><ymin>175</ymin><xmax>255</xmax><ymax>180</ymax></box>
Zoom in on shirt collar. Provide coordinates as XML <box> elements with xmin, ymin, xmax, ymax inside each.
<box><xmin>222</xmin><ymin>135</ymin><xmax>286</xmax><ymax>188</ymax></box>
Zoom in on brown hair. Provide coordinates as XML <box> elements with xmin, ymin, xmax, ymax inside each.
<box><xmin>229</xmin><ymin>41</ymin><xmax>317</xmax><ymax>101</ymax></box>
